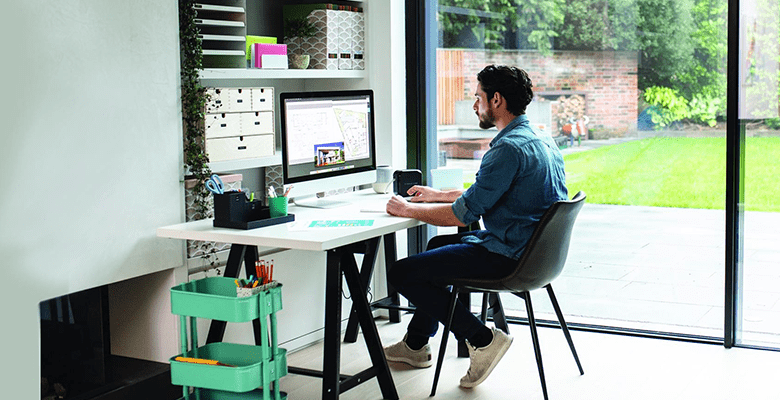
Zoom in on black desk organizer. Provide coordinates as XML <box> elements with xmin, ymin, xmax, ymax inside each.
<box><xmin>213</xmin><ymin>191</ymin><xmax>294</xmax><ymax>230</ymax></box>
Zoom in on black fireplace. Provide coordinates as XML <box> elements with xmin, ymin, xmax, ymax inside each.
<box><xmin>39</xmin><ymin>286</ymin><xmax>180</xmax><ymax>400</ymax></box>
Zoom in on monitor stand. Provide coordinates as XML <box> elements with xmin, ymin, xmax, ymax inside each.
<box><xmin>292</xmin><ymin>196</ymin><xmax>351</xmax><ymax>209</ymax></box>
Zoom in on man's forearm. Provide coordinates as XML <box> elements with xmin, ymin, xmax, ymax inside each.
<box><xmin>409</xmin><ymin>203</ymin><xmax>466</xmax><ymax>227</ymax></box>
<box><xmin>435</xmin><ymin>189</ymin><xmax>464</xmax><ymax>203</ymax></box>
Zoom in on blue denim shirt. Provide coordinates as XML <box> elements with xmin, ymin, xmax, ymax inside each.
<box><xmin>451</xmin><ymin>114</ymin><xmax>568</xmax><ymax>259</ymax></box>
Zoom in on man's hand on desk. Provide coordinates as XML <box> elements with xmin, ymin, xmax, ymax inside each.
<box><xmin>386</xmin><ymin>188</ymin><xmax>467</xmax><ymax>228</ymax></box>
<box><xmin>404</xmin><ymin>185</ymin><xmax>437</xmax><ymax>203</ymax></box>
<box><xmin>403</xmin><ymin>185</ymin><xmax>464</xmax><ymax>204</ymax></box>
<box><xmin>386</xmin><ymin>195</ymin><xmax>417</xmax><ymax>217</ymax></box>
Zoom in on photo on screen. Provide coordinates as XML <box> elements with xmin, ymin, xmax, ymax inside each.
<box><xmin>314</xmin><ymin>142</ymin><xmax>346</xmax><ymax>167</ymax></box>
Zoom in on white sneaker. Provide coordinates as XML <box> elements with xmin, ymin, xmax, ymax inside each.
<box><xmin>459</xmin><ymin>328</ymin><xmax>513</xmax><ymax>388</ymax></box>
<box><xmin>383</xmin><ymin>335</ymin><xmax>433</xmax><ymax>368</ymax></box>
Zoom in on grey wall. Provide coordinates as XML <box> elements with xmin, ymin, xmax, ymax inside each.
<box><xmin>0</xmin><ymin>0</ymin><xmax>185</xmax><ymax>397</ymax></box>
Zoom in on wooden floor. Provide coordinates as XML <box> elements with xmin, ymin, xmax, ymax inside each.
<box><xmin>279</xmin><ymin>313</ymin><xmax>780</xmax><ymax>400</ymax></box>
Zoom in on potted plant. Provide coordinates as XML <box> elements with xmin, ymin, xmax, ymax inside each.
<box><xmin>284</xmin><ymin>16</ymin><xmax>317</xmax><ymax>69</ymax></box>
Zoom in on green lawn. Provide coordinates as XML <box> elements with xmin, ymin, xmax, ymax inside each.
<box><xmin>563</xmin><ymin>137</ymin><xmax>780</xmax><ymax>212</ymax></box>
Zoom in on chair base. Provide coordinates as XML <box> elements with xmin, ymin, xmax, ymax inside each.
<box><xmin>429</xmin><ymin>284</ymin><xmax>583</xmax><ymax>400</ymax></box>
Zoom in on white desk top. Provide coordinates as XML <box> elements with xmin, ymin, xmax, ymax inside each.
<box><xmin>157</xmin><ymin>190</ymin><xmax>424</xmax><ymax>252</ymax></box>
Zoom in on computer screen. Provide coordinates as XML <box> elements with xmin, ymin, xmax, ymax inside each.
<box><xmin>279</xmin><ymin>89</ymin><xmax>377</xmax><ymax>207</ymax></box>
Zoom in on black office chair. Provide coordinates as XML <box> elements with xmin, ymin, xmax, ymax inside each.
<box><xmin>430</xmin><ymin>191</ymin><xmax>587</xmax><ymax>399</ymax></box>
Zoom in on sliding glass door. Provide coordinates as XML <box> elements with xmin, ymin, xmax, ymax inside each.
<box><xmin>416</xmin><ymin>0</ymin><xmax>774</xmax><ymax>342</ymax></box>
<box><xmin>739</xmin><ymin>0</ymin><xmax>780</xmax><ymax>347</ymax></box>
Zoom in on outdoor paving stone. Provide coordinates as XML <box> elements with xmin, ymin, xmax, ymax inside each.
<box><xmin>751</xmin><ymin>249</ymin><xmax>780</xmax><ymax>263</ymax></box>
<box><xmin>553</xmin><ymin>275</ymin><xmax>631</xmax><ymax>296</ymax></box>
<box><xmin>549</xmin><ymin>292</ymin><xmax>714</xmax><ymax>327</ymax></box>
<box><xmin>742</xmin><ymin>290</ymin><xmax>780</xmax><ymax>311</ymax></box>
<box><xmin>616</xmin><ymin>281</ymin><xmax>723</xmax><ymax>307</ymax></box>
<box><xmin>561</xmin><ymin>262</ymin><xmax>635</xmax><ymax>280</ymax></box>
<box><xmin>742</xmin><ymin>273</ymin><xmax>780</xmax><ymax>293</ymax></box>
<box><xmin>619</xmin><ymin>266</ymin><xmax>717</xmax><ymax>286</ymax></box>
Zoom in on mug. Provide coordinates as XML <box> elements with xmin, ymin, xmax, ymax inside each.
<box><xmin>373</xmin><ymin>165</ymin><xmax>393</xmax><ymax>194</ymax></box>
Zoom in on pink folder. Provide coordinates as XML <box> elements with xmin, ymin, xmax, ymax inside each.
<box><xmin>253</xmin><ymin>44</ymin><xmax>287</xmax><ymax>68</ymax></box>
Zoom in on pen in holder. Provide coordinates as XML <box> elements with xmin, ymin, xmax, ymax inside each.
<box><xmin>236</xmin><ymin>280</ymin><xmax>281</xmax><ymax>298</ymax></box>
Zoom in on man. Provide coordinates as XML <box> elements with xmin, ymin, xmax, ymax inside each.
<box><xmin>383</xmin><ymin>65</ymin><xmax>568</xmax><ymax>388</ymax></box>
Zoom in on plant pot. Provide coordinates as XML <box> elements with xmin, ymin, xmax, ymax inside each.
<box><xmin>288</xmin><ymin>54</ymin><xmax>310</xmax><ymax>69</ymax></box>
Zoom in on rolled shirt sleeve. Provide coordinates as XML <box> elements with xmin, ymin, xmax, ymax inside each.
<box><xmin>452</xmin><ymin>142</ymin><xmax>520</xmax><ymax>226</ymax></box>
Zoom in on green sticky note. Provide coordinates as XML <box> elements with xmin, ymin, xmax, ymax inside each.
<box><xmin>246</xmin><ymin>36</ymin><xmax>277</xmax><ymax>60</ymax></box>
<box><xmin>308</xmin><ymin>220</ymin><xmax>375</xmax><ymax>228</ymax></box>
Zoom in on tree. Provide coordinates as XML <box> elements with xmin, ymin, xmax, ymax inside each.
<box><xmin>438</xmin><ymin>0</ymin><xmax>563</xmax><ymax>54</ymax></box>
<box><xmin>555</xmin><ymin>0</ymin><xmax>640</xmax><ymax>51</ymax></box>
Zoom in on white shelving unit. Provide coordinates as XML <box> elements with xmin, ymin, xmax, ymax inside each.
<box><xmin>201</xmin><ymin>0</ymin><xmax>368</xmax><ymax>173</ymax></box>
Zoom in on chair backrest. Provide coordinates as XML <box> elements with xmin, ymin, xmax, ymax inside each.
<box><xmin>455</xmin><ymin>191</ymin><xmax>586</xmax><ymax>293</ymax></box>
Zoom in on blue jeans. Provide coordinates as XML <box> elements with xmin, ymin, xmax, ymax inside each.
<box><xmin>388</xmin><ymin>231</ymin><xmax>517</xmax><ymax>341</ymax></box>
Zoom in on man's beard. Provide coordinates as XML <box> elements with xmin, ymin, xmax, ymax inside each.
<box><xmin>477</xmin><ymin>107</ymin><xmax>495</xmax><ymax>129</ymax></box>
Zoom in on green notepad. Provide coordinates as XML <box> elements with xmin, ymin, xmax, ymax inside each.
<box><xmin>308</xmin><ymin>219</ymin><xmax>374</xmax><ymax>228</ymax></box>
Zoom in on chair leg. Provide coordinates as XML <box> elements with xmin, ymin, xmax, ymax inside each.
<box><xmin>489</xmin><ymin>293</ymin><xmax>510</xmax><ymax>335</ymax></box>
<box><xmin>431</xmin><ymin>288</ymin><xmax>459</xmax><ymax>397</ymax></box>
<box><xmin>480</xmin><ymin>292</ymin><xmax>489</xmax><ymax>323</ymax></box>
<box><xmin>457</xmin><ymin>292</ymin><xmax>470</xmax><ymax>358</ymax></box>
<box><xmin>521</xmin><ymin>291</ymin><xmax>549</xmax><ymax>400</ymax></box>
<box><xmin>546</xmin><ymin>284</ymin><xmax>584</xmax><ymax>375</ymax></box>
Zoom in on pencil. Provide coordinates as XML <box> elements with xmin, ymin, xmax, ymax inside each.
<box><xmin>174</xmin><ymin>356</ymin><xmax>235</xmax><ymax>367</ymax></box>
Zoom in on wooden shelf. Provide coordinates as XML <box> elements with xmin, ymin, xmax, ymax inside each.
<box><xmin>200</xmin><ymin>68</ymin><xmax>367</xmax><ymax>81</ymax></box>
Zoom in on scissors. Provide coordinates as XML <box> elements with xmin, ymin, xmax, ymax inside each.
<box><xmin>205</xmin><ymin>174</ymin><xmax>224</xmax><ymax>195</ymax></box>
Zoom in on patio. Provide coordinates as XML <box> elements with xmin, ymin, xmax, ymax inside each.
<box><xmin>444</xmin><ymin>138</ymin><xmax>780</xmax><ymax>346</ymax></box>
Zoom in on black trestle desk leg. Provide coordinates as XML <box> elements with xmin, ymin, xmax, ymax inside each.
<box><xmin>243</xmin><ymin>246</ymin><xmax>263</xmax><ymax>346</ymax></box>
<box><xmin>341</xmin><ymin>244</ymin><xmax>399</xmax><ymax>400</ymax></box>
<box><xmin>323</xmin><ymin>248</ymin><xmax>343</xmax><ymax>400</ymax></box>
<box><xmin>344</xmin><ymin>238</ymin><xmax>380</xmax><ymax>343</ymax></box>
<box><xmin>207</xmin><ymin>244</ymin><xmax>246</xmax><ymax>344</ymax></box>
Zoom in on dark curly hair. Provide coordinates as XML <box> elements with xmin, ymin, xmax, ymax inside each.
<box><xmin>477</xmin><ymin>65</ymin><xmax>534</xmax><ymax>116</ymax></box>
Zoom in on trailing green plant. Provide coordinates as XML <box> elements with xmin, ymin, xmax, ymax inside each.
<box><xmin>179</xmin><ymin>0</ymin><xmax>212</xmax><ymax>219</ymax></box>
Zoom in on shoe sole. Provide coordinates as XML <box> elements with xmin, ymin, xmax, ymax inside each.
<box><xmin>459</xmin><ymin>335</ymin><xmax>514</xmax><ymax>388</ymax></box>
<box><xmin>385</xmin><ymin>355</ymin><xmax>433</xmax><ymax>369</ymax></box>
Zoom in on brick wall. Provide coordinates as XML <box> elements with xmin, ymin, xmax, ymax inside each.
<box><xmin>448</xmin><ymin>50</ymin><xmax>639</xmax><ymax>137</ymax></box>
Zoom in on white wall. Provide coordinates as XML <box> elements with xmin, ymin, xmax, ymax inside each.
<box><xmin>0</xmin><ymin>0</ymin><xmax>406</xmax><ymax>397</ymax></box>
<box><xmin>0</xmin><ymin>1</ymin><xmax>184</xmax><ymax>397</ymax></box>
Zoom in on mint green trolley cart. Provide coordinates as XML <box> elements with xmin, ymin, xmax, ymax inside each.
<box><xmin>170</xmin><ymin>277</ymin><xmax>287</xmax><ymax>400</ymax></box>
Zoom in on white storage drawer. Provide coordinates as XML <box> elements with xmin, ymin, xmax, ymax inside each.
<box><xmin>206</xmin><ymin>134</ymin><xmax>275</xmax><ymax>162</ymax></box>
<box><xmin>252</xmin><ymin>88</ymin><xmax>274</xmax><ymax>111</ymax></box>
<box><xmin>205</xmin><ymin>113</ymin><xmax>242</xmax><ymax>139</ymax></box>
<box><xmin>205</xmin><ymin>88</ymin><xmax>252</xmax><ymax>113</ymax></box>
<box><xmin>205</xmin><ymin>88</ymin><xmax>229</xmax><ymax>113</ymax></box>
<box><xmin>241</xmin><ymin>111</ymin><xmax>274</xmax><ymax>135</ymax></box>
<box><xmin>227</xmin><ymin>88</ymin><xmax>252</xmax><ymax>112</ymax></box>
